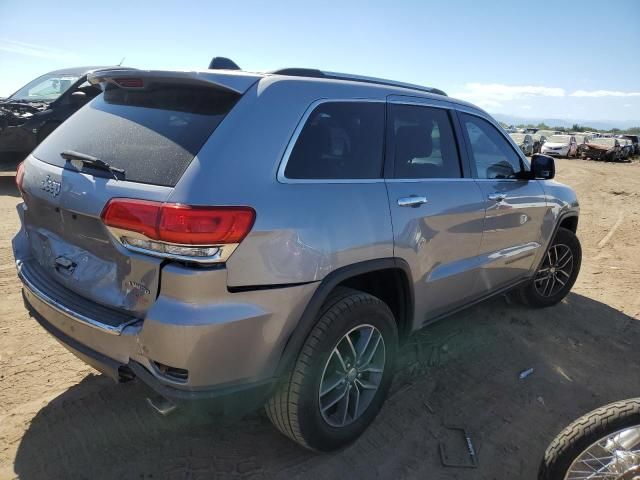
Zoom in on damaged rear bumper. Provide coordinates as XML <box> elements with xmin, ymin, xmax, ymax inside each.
<box><xmin>23</xmin><ymin>293</ymin><xmax>276</xmax><ymax>403</ymax></box>
<box><xmin>14</xmin><ymin>221</ymin><xmax>318</xmax><ymax>404</ymax></box>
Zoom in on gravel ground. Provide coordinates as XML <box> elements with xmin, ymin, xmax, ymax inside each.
<box><xmin>1</xmin><ymin>158</ymin><xmax>639</xmax><ymax>479</ymax></box>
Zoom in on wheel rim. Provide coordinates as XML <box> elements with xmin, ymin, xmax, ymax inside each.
<box><xmin>318</xmin><ymin>324</ymin><xmax>386</xmax><ymax>428</ymax></box>
<box><xmin>534</xmin><ymin>243</ymin><xmax>574</xmax><ymax>297</ymax></box>
<box><xmin>563</xmin><ymin>425</ymin><xmax>640</xmax><ymax>480</ymax></box>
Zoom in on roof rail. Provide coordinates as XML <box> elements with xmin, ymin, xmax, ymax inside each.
<box><xmin>270</xmin><ymin>68</ymin><xmax>447</xmax><ymax>96</ymax></box>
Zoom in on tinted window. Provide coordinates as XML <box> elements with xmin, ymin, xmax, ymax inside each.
<box><xmin>284</xmin><ymin>102</ymin><xmax>384</xmax><ymax>179</ymax></box>
<box><xmin>389</xmin><ymin>104</ymin><xmax>461</xmax><ymax>179</ymax></box>
<box><xmin>461</xmin><ymin>114</ymin><xmax>523</xmax><ymax>179</ymax></box>
<box><xmin>33</xmin><ymin>84</ymin><xmax>238</xmax><ymax>187</ymax></box>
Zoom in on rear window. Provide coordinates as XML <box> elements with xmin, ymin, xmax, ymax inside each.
<box><xmin>32</xmin><ymin>84</ymin><xmax>238</xmax><ymax>187</ymax></box>
<box><xmin>284</xmin><ymin>101</ymin><xmax>384</xmax><ymax>180</ymax></box>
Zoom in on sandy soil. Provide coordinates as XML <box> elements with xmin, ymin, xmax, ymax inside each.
<box><xmin>1</xmin><ymin>158</ymin><xmax>639</xmax><ymax>479</ymax></box>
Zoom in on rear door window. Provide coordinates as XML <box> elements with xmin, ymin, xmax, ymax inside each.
<box><xmin>284</xmin><ymin>101</ymin><xmax>384</xmax><ymax>180</ymax></box>
<box><xmin>388</xmin><ymin>104</ymin><xmax>462</xmax><ymax>179</ymax></box>
<box><xmin>33</xmin><ymin>84</ymin><xmax>239</xmax><ymax>187</ymax></box>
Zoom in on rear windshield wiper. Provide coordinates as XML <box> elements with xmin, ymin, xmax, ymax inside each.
<box><xmin>61</xmin><ymin>150</ymin><xmax>125</xmax><ymax>180</ymax></box>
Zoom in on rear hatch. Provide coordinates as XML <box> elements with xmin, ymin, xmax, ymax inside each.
<box><xmin>19</xmin><ymin>69</ymin><xmax>254</xmax><ymax>318</ymax></box>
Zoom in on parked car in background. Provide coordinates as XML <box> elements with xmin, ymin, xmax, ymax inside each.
<box><xmin>509</xmin><ymin>133</ymin><xmax>535</xmax><ymax>156</ymax></box>
<box><xmin>536</xmin><ymin>129</ymin><xmax>557</xmax><ymax>140</ymax></box>
<box><xmin>573</xmin><ymin>134</ymin><xmax>592</xmax><ymax>156</ymax></box>
<box><xmin>618</xmin><ymin>138</ymin><xmax>634</xmax><ymax>160</ymax></box>
<box><xmin>541</xmin><ymin>134</ymin><xmax>578</xmax><ymax>158</ymax></box>
<box><xmin>12</xmin><ymin>63</ymin><xmax>582</xmax><ymax>451</ymax></box>
<box><xmin>532</xmin><ymin>134</ymin><xmax>548</xmax><ymax>154</ymax></box>
<box><xmin>0</xmin><ymin>66</ymin><xmax>110</xmax><ymax>165</ymax></box>
<box><xmin>622</xmin><ymin>135</ymin><xmax>639</xmax><ymax>155</ymax></box>
<box><xmin>582</xmin><ymin>137</ymin><xmax>621</xmax><ymax>161</ymax></box>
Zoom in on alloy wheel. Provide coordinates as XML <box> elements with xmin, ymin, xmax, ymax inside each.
<box><xmin>534</xmin><ymin>243</ymin><xmax>574</xmax><ymax>297</ymax></box>
<box><xmin>318</xmin><ymin>324</ymin><xmax>386</xmax><ymax>427</ymax></box>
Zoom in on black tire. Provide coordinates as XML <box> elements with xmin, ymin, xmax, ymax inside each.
<box><xmin>265</xmin><ymin>287</ymin><xmax>398</xmax><ymax>451</ymax></box>
<box><xmin>517</xmin><ymin>227</ymin><xmax>581</xmax><ymax>308</ymax></box>
<box><xmin>37</xmin><ymin>122</ymin><xmax>60</xmax><ymax>144</ymax></box>
<box><xmin>538</xmin><ymin>399</ymin><xmax>640</xmax><ymax>479</ymax></box>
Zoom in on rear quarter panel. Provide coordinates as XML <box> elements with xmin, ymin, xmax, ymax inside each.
<box><xmin>169</xmin><ymin>78</ymin><xmax>394</xmax><ymax>286</ymax></box>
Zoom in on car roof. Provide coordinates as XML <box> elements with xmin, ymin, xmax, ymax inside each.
<box><xmin>90</xmin><ymin>65</ymin><xmax>487</xmax><ymax>115</ymax></box>
<box><xmin>259</xmin><ymin>70</ymin><xmax>490</xmax><ymax>115</ymax></box>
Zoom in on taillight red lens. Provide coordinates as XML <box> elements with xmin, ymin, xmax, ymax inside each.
<box><xmin>15</xmin><ymin>161</ymin><xmax>25</xmax><ymax>193</ymax></box>
<box><xmin>101</xmin><ymin>199</ymin><xmax>160</xmax><ymax>239</ymax></box>
<box><xmin>159</xmin><ymin>205</ymin><xmax>255</xmax><ymax>244</ymax></box>
<box><xmin>101</xmin><ymin>199</ymin><xmax>255</xmax><ymax>245</ymax></box>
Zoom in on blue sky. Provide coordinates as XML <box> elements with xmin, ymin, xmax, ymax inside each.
<box><xmin>1</xmin><ymin>0</ymin><xmax>638</xmax><ymax>124</ymax></box>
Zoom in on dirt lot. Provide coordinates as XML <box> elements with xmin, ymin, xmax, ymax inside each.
<box><xmin>1</xmin><ymin>158</ymin><xmax>639</xmax><ymax>479</ymax></box>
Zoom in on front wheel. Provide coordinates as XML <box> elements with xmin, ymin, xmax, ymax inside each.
<box><xmin>265</xmin><ymin>287</ymin><xmax>398</xmax><ymax>451</ymax></box>
<box><xmin>517</xmin><ymin>227</ymin><xmax>581</xmax><ymax>308</ymax></box>
<box><xmin>539</xmin><ymin>399</ymin><xmax>640</xmax><ymax>480</ymax></box>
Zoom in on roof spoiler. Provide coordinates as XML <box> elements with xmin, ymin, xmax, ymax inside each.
<box><xmin>88</xmin><ymin>68</ymin><xmax>258</xmax><ymax>95</ymax></box>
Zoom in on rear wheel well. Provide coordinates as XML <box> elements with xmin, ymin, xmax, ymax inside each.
<box><xmin>559</xmin><ymin>215</ymin><xmax>578</xmax><ymax>233</ymax></box>
<box><xmin>337</xmin><ymin>268</ymin><xmax>412</xmax><ymax>340</ymax></box>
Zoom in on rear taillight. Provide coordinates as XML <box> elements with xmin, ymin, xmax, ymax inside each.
<box><xmin>100</xmin><ymin>199</ymin><xmax>160</xmax><ymax>239</ymax></box>
<box><xmin>158</xmin><ymin>204</ymin><xmax>255</xmax><ymax>244</ymax></box>
<box><xmin>15</xmin><ymin>161</ymin><xmax>25</xmax><ymax>194</ymax></box>
<box><xmin>101</xmin><ymin>198</ymin><xmax>255</xmax><ymax>261</ymax></box>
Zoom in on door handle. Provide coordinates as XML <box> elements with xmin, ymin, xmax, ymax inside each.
<box><xmin>397</xmin><ymin>196</ymin><xmax>428</xmax><ymax>208</ymax></box>
<box><xmin>488</xmin><ymin>193</ymin><xmax>507</xmax><ymax>202</ymax></box>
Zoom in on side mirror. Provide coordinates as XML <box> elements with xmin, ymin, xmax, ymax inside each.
<box><xmin>530</xmin><ymin>154</ymin><xmax>555</xmax><ymax>180</ymax></box>
<box><xmin>70</xmin><ymin>91</ymin><xmax>87</xmax><ymax>104</ymax></box>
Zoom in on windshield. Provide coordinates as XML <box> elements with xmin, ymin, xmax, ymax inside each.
<box><xmin>510</xmin><ymin>134</ymin><xmax>526</xmax><ymax>142</ymax></box>
<box><xmin>9</xmin><ymin>73</ymin><xmax>80</xmax><ymax>102</ymax></box>
<box><xmin>548</xmin><ymin>135</ymin><xmax>570</xmax><ymax>143</ymax></box>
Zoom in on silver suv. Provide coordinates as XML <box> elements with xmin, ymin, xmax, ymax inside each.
<box><xmin>12</xmin><ymin>66</ymin><xmax>581</xmax><ymax>451</ymax></box>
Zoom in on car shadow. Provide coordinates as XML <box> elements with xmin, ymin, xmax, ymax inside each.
<box><xmin>12</xmin><ymin>292</ymin><xmax>640</xmax><ymax>479</ymax></box>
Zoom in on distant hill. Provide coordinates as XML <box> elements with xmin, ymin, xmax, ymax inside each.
<box><xmin>491</xmin><ymin>113</ymin><xmax>639</xmax><ymax>131</ymax></box>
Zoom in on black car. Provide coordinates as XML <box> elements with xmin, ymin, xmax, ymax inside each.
<box><xmin>0</xmin><ymin>66</ymin><xmax>113</xmax><ymax>164</ymax></box>
<box><xmin>623</xmin><ymin>135</ymin><xmax>639</xmax><ymax>155</ymax></box>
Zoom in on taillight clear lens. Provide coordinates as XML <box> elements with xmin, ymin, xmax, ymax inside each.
<box><xmin>101</xmin><ymin>199</ymin><xmax>255</xmax><ymax>246</ymax></box>
<box><xmin>15</xmin><ymin>161</ymin><xmax>25</xmax><ymax>194</ymax></box>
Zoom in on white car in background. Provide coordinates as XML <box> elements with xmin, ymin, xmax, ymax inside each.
<box><xmin>541</xmin><ymin>134</ymin><xmax>578</xmax><ymax>158</ymax></box>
